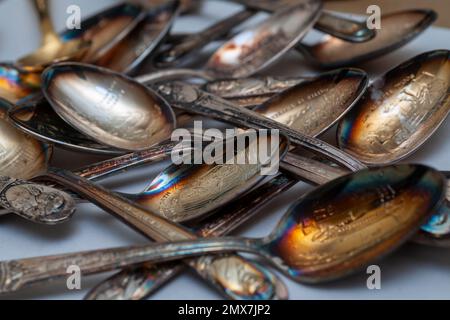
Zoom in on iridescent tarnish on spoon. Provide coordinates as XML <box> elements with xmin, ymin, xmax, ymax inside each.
<box><xmin>94</xmin><ymin>1</ymin><xmax>180</xmax><ymax>74</ymax></box>
<box><xmin>0</xmin><ymin>107</ymin><xmax>289</xmax><ymax>300</ymax></box>
<box><xmin>16</xmin><ymin>0</ymin><xmax>91</xmax><ymax>71</ymax></box>
<box><xmin>41</xmin><ymin>63</ymin><xmax>176</xmax><ymax>151</ymax></box>
<box><xmin>0</xmin><ymin>164</ymin><xmax>444</xmax><ymax>294</ymax></box>
<box><xmin>206</xmin><ymin>0</ymin><xmax>322</xmax><ymax>78</ymax></box>
<box><xmin>0</xmin><ymin>65</ymin><xmax>40</xmax><ymax>103</ymax></box>
<box><xmin>338</xmin><ymin>50</ymin><xmax>450</xmax><ymax>165</ymax></box>
<box><xmin>61</xmin><ymin>3</ymin><xmax>146</xmax><ymax>64</ymax></box>
<box><xmin>124</xmin><ymin>131</ymin><xmax>287</xmax><ymax>222</ymax></box>
<box><xmin>253</xmin><ymin>69</ymin><xmax>368</xmax><ymax>137</ymax></box>
<box><xmin>299</xmin><ymin>9</ymin><xmax>437</xmax><ymax>69</ymax></box>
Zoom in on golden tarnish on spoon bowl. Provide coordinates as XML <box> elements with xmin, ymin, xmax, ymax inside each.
<box><xmin>338</xmin><ymin>50</ymin><xmax>450</xmax><ymax>165</ymax></box>
<box><xmin>41</xmin><ymin>63</ymin><xmax>176</xmax><ymax>151</ymax></box>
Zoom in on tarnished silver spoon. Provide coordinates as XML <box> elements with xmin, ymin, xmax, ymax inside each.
<box><xmin>43</xmin><ymin>62</ymin><xmax>365</xmax><ymax>171</ymax></box>
<box><xmin>337</xmin><ymin>50</ymin><xmax>450</xmax><ymax>165</ymax></box>
<box><xmin>0</xmin><ymin>164</ymin><xmax>444</xmax><ymax>295</ymax></box>
<box><xmin>298</xmin><ymin>9</ymin><xmax>437</xmax><ymax>69</ymax></box>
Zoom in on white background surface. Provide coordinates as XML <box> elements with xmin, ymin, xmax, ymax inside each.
<box><xmin>0</xmin><ymin>0</ymin><xmax>450</xmax><ymax>300</ymax></box>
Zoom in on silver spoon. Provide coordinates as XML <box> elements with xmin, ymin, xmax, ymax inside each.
<box><xmin>16</xmin><ymin>0</ymin><xmax>91</xmax><ymax>72</ymax></box>
<box><xmin>43</xmin><ymin>62</ymin><xmax>366</xmax><ymax>171</ymax></box>
<box><xmin>337</xmin><ymin>50</ymin><xmax>450</xmax><ymax>165</ymax></box>
<box><xmin>155</xmin><ymin>0</ymin><xmax>375</xmax><ymax>67</ymax></box>
<box><xmin>93</xmin><ymin>1</ymin><xmax>180</xmax><ymax>75</ymax></box>
<box><xmin>61</xmin><ymin>2</ymin><xmax>146</xmax><ymax>64</ymax></box>
<box><xmin>0</xmin><ymin>64</ymin><xmax>41</xmax><ymax>103</ymax></box>
<box><xmin>0</xmin><ymin>112</ymin><xmax>290</xmax><ymax>300</ymax></box>
<box><xmin>1</xmin><ymin>164</ymin><xmax>444</xmax><ymax>294</ymax></box>
<box><xmin>153</xmin><ymin>1</ymin><xmax>322</xmax><ymax>78</ymax></box>
<box><xmin>298</xmin><ymin>9</ymin><xmax>437</xmax><ymax>69</ymax></box>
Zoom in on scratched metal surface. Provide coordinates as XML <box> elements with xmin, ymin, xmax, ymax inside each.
<box><xmin>0</xmin><ymin>0</ymin><xmax>450</xmax><ymax>300</ymax></box>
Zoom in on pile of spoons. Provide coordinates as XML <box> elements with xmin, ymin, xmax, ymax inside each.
<box><xmin>0</xmin><ymin>0</ymin><xmax>449</xmax><ymax>300</ymax></box>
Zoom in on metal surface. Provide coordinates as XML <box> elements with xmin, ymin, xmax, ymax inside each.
<box><xmin>0</xmin><ymin>164</ymin><xmax>444</xmax><ymax>294</ymax></box>
<box><xmin>16</xmin><ymin>0</ymin><xmax>90</xmax><ymax>71</ymax></box>
<box><xmin>0</xmin><ymin>64</ymin><xmax>41</xmax><ymax>103</ymax></box>
<box><xmin>299</xmin><ymin>9</ymin><xmax>438</xmax><ymax>68</ymax></box>
<box><xmin>94</xmin><ymin>1</ymin><xmax>180</xmax><ymax>74</ymax></box>
<box><xmin>338</xmin><ymin>50</ymin><xmax>450</xmax><ymax>165</ymax></box>
<box><xmin>42</xmin><ymin>63</ymin><xmax>176</xmax><ymax>151</ymax></box>
<box><xmin>205</xmin><ymin>1</ymin><xmax>322</xmax><ymax>78</ymax></box>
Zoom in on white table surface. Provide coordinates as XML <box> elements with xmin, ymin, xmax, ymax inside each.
<box><xmin>0</xmin><ymin>0</ymin><xmax>450</xmax><ymax>300</ymax></box>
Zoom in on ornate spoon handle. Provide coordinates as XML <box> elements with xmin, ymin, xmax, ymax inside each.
<box><xmin>31</xmin><ymin>168</ymin><xmax>287</xmax><ymax>300</ymax></box>
<box><xmin>85</xmin><ymin>173</ymin><xmax>296</xmax><ymax>300</ymax></box>
<box><xmin>0</xmin><ymin>237</ymin><xmax>261</xmax><ymax>294</ymax></box>
<box><xmin>0</xmin><ymin>176</ymin><xmax>75</xmax><ymax>224</ymax></box>
<box><xmin>153</xmin><ymin>82</ymin><xmax>366</xmax><ymax>171</ymax></box>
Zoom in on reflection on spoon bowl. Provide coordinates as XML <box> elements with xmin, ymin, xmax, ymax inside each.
<box><xmin>338</xmin><ymin>50</ymin><xmax>450</xmax><ymax>165</ymax></box>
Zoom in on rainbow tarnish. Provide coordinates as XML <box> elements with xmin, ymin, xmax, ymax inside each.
<box><xmin>0</xmin><ymin>65</ymin><xmax>40</xmax><ymax>102</ymax></box>
<box><xmin>267</xmin><ymin>165</ymin><xmax>445</xmax><ymax>281</ymax></box>
<box><xmin>337</xmin><ymin>50</ymin><xmax>450</xmax><ymax>165</ymax></box>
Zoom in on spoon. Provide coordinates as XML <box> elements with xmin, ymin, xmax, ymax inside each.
<box><xmin>152</xmin><ymin>1</ymin><xmax>322</xmax><ymax>78</ymax></box>
<box><xmin>0</xmin><ymin>107</ymin><xmax>290</xmax><ymax>300</ymax></box>
<box><xmin>16</xmin><ymin>0</ymin><xmax>91</xmax><ymax>71</ymax></box>
<box><xmin>338</xmin><ymin>50</ymin><xmax>450</xmax><ymax>165</ymax></box>
<box><xmin>228</xmin><ymin>0</ymin><xmax>376</xmax><ymax>43</ymax></box>
<box><xmin>41</xmin><ymin>63</ymin><xmax>176</xmax><ymax>151</ymax></box>
<box><xmin>43</xmin><ymin>62</ymin><xmax>365</xmax><ymax>171</ymax></box>
<box><xmin>138</xmin><ymin>0</ymin><xmax>201</xmax><ymax>15</ymax></box>
<box><xmin>1</xmin><ymin>164</ymin><xmax>444</xmax><ymax>295</ymax></box>
<box><xmin>94</xmin><ymin>0</ymin><xmax>180</xmax><ymax>75</ymax></box>
<box><xmin>61</xmin><ymin>2</ymin><xmax>146</xmax><ymax>64</ymax></box>
<box><xmin>155</xmin><ymin>0</ymin><xmax>375</xmax><ymax>67</ymax></box>
<box><xmin>298</xmin><ymin>9</ymin><xmax>437</xmax><ymax>69</ymax></box>
<box><xmin>0</xmin><ymin>64</ymin><xmax>40</xmax><ymax>103</ymax></box>
<box><xmin>0</xmin><ymin>175</ymin><xmax>75</xmax><ymax>225</ymax></box>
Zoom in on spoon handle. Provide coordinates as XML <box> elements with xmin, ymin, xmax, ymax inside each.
<box><xmin>203</xmin><ymin>76</ymin><xmax>306</xmax><ymax>99</ymax></box>
<box><xmin>156</xmin><ymin>9</ymin><xmax>255</xmax><ymax>67</ymax></box>
<box><xmin>0</xmin><ymin>237</ymin><xmax>261</xmax><ymax>295</ymax></box>
<box><xmin>314</xmin><ymin>11</ymin><xmax>376</xmax><ymax>43</ymax></box>
<box><xmin>32</xmin><ymin>0</ymin><xmax>59</xmax><ymax>45</ymax></box>
<box><xmin>86</xmin><ymin>173</ymin><xmax>296</xmax><ymax>300</ymax></box>
<box><xmin>153</xmin><ymin>82</ymin><xmax>366</xmax><ymax>171</ymax></box>
<box><xmin>0</xmin><ymin>176</ymin><xmax>75</xmax><ymax>224</ymax></box>
<box><xmin>42</xmin><ymin>168</ymin><xmax>286</xmax><ymax>300</ymax></box>
<box><xmin>135</xmin><ymin>68</ymin><xmax>213</xmax><ymax>83</ymax></box>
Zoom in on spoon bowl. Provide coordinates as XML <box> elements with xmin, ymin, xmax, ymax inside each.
<box><xmin>338</xmin><ymin>50</ymin><xmax>450</xmax><ymax>165</ymax></box>
<box><xmin>205</xmin><ymin>0</ymin><xmax>322</xmax><ymax>78</ymax></box>
<box><xmin>41</xmin><ymin>63</ymin><xmax>176</xmax><ymax>151</ymax></box>
<box><xmin>299</xmin><ymin>9</ymin><xmax>437</xmax><ymax>69</ymax></box>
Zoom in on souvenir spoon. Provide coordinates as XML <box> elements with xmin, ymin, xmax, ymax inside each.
<box><xmin>43</xmin><ymin>62</ymin><xmax>365</xmax><ymax>171</ymax></box>
<box><xmin>0</xmin><ymin>4</ymin><xmax>145</xmax><ymax>102</ymax></box>
<box><xmin>41</xmin><ymin>64</ymin><xmax>176</xmax><ymax>151</ymax></box>
<box><xmin>156</xmin><ymin>0</ymin><xmax>375</xmax><ymax>66</ymax></box>
<box><xmin>227</xmin><ymin>0</ymin><xmax>376</xmax><ymax>43</ymax></box>
<box><xmin>298</xmin><ymin>9</ymin><xmax>437</xmax><ymax>69</ymax></box>
<box><xmin>93</xmin><ymin>1</ymin><xmax>180</xmax><ymax>75</ymax></box>
<box><xmin>0</xmin><ymin>64</ymin><xmax>40</xmax><ymax>103</ymax></box>
<box><xmin>61</xmin><ymin>2</ymin><xmax>146</xmax><ymax>64</ymax></box>
<box><xmin>155</xmin><ymin>1</ymin><xmax>322</xmax><ymax>77</ymax></box>
<box><xmin>0</xmin><ymin>110</ymin><xmax>290</xmax><ymax>300</ymax></box>
<box><xmin>16</xmin><ymin>0</ymin><xmax>91</xmax><ymax>72</ymax></box>
<box><xmin>338</xmin><ymin>50</ymin><xmax>450</xmax><ymax>165</ymax></box>
<box><xmin>0</xmin><ymin>164</ymin><xmax>444</xmax><ymax>295</ymax></box>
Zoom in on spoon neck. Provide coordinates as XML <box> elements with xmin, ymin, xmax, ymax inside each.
<box><xmin>33</xmin><ymin>0</ymin><xmax>59</xmax><ymax>45</ymax></box>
